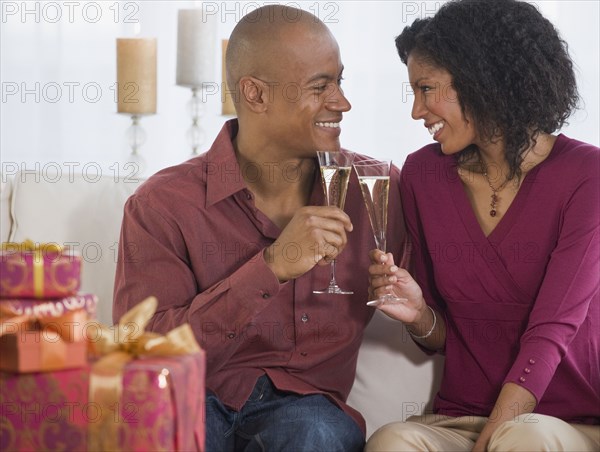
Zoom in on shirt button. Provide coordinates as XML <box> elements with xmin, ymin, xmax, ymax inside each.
<box><xmin>227</xmin><ymin>333</ymin><xmax>235</xmax><ymax>339</ymax></box>
<box><xmin>246</xmin><ymin>192</ymin><xmax>253</xmax><ymax>200</ymax></box>
<box><xmin>300</xmin><ymin>352</ymin><xmax>308</xmax><ymax>357</ymax></box>
<box><xmin>519</xmin><ymin>377</ymin><xmax>526</xmax><ymax>382</ymax></box>
<box><xmin>524</xmin><ymin>368</ymin><xmax>531</xmax><ymax>374</ymax></box>
<box><xmin>301</xmin><ymin>314</ymin><xmax>309</xmax><ymax>323</ymax></box>
<box><xmin>262</xmin><ymin>292</ymin><xmax>270</xmax><ymax>299</ymax></box>
<box><xmin>529</xmin><ymin>358</ymin><xmax>536</xmax><ymax>365</ymax></box>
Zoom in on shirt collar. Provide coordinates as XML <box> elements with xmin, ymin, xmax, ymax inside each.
<box><xmin>205</xmin><ymin>119</ymin><xmax>248</xmax><ymax>208</ymax></box>
<box><xmin>204</xmin><ymin>119</ymin><xmax>329</xmax><ymax>208</ymax></box>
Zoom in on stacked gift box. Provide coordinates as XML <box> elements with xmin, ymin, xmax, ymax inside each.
<box><xmin>0</xmin><ymin>240</ymin><xmax>91</xmax><ymax>373</ymax></box>
<box><xmin>0</xmin><ymin>241</ymin><xmax>206</xmax><ymax>451</ymax></box>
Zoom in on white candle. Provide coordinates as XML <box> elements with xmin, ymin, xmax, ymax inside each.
<box><xmin>116</xmin><ymin>38</ymin><xmax>157</xmax><ymax>114</ymax></box>
<box><xmin>176</xmin><ymin>9</ymin><xmax>216</xmax><ymax>88</ymax></box>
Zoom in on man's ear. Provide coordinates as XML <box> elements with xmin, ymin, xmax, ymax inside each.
<box><xmin>239</xmin><ymin>76</ymin><xmax>269</xmax><ymax>113</ymax></box>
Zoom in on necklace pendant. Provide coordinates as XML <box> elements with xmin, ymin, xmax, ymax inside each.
<box><xmin>490</xmin><ymin>209</ymin><xmax>497</xmax><ymax>217</ymax></box>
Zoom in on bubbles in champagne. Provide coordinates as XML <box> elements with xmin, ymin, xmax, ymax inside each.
<box><xmin>321</xmin><ymin>166</ymin><xmax>352</xmax><ymax>209</ymax></box>
<box><xmin>358</xmin><ymin>176</ymin><xmax>390</xmax><ymax>251</ymax></box>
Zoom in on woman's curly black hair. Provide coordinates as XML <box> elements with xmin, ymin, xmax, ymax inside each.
<box><xmin>396</xmin><ymin>0</ymin><xmax>579</xmax><ymax>179</ymax></box>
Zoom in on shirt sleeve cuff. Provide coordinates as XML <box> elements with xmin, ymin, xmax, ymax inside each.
<box><xmin>503</xmin><ymin>340</ymin><xmax>560</xmax><ymax>404</ymax></box>
<box><xmin>228</xmin><ymin>249</ymin><xmax>283</xmax><ymax>304</ymax></box>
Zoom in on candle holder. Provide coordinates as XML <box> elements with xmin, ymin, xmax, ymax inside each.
<box><xmin>186</xmin><ymin>87</ymin><xmax>206</xmax><ymax>156</ymax></box>
<box><xmin>125</xmin><ymin>115</ymin><xmax>147</xmax><ymax>175</ymax></box>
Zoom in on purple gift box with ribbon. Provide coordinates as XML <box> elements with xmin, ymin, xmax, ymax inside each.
<box><xmin>1</xmin><ymin>241</ymin><xmax>81</xmax><ymax>300</ymax></box>
<box><xmin>0</xmin><ymin>353</ymin><xmax>206</xmax><ymax>451</ymax></box>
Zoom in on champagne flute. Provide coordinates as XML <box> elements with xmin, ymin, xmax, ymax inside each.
<box><xmin>353</xmin><ymin>158</ymin><xmax>406</xmax><ymax>306</ymax></box>
<box><xmin>313</xmin><ymin>150</ymin><xmax>355</xmax><ymax>295</ymax></box>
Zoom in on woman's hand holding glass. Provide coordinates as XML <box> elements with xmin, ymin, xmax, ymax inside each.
<box><xmin>367</xmin><ymin>250</ymin><xmax>425</xmax><ymax>323</ymax></box>
<box><xmin>353</xmin><ymin>158</ymin><xmax>407</xmax><ymax>306</ymax></box>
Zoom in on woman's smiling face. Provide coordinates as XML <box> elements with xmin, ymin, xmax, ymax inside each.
<box><xmin>407</xmin><ymin>54</ymin><xmax>478</xmax><ymax>155</ymax></box>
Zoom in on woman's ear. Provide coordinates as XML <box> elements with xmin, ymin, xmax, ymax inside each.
<box><xmin>239</xmin><ymin>76</ymin><xmax>268</xmax><ymax>113</ymax></box>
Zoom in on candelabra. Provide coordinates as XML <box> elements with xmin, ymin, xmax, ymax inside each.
<box><xmin>185</xmin><ymin>87</ymin><xmax>206</xmax><ymax>155</ymax></box>
<box><xmin>124</xmin><ymin>115</ymin><xmax>147</xmax><ymax>173</ymax></box>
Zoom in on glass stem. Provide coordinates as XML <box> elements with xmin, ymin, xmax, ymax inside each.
<box><xmin>329</xmin><ymin>260</ymin><xmax>339</xmax><ymax>288</ymax></box>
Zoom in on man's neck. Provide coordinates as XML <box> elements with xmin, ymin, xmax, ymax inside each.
<box><xmin>233</xmin><ymin>134</ymin><xmax>317</xmax><ymax>229</ymax></box>
<box><xmin>234</xmin><ymin>131</ymin><xmax>316</xmax><ymax>194</ymax></box>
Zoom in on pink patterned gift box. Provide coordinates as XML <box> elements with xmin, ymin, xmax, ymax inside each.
<box><xmin>0</xmin><ymin>353</ymin><xmax>206</xmax><ymax>451</ymax></box>
<box><xmin>0</xmin><ymin>294</ymin><xmax>98</xmax><ymax>320</ymax></box>
<box><xmin>0</xmin><ymin>243</ymin><xmax>81</xmax><ymax>299</ymax></box>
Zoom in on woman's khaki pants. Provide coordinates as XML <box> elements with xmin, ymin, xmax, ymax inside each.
<box><xmin>366</xmin><ymin>413</ymin><xmax>600</xmax><ymax>451</ymax></box>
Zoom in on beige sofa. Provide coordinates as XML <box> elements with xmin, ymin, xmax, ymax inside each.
<box><xmin>0</xmin><ymin>169</ymin><xmax>443</xmax><ymax>437</ymax></box>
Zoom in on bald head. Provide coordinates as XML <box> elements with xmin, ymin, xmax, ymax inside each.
<box><xmin>226</xmin><ymin>5</ymin><xmax>335</xmax><ymax>102</ymax></box>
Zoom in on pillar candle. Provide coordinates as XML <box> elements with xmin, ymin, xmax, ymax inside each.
<box><xmin>221</xmin><ymin>39</ymin><xmax>236</xmax><ymax>116</ymax></box>
<box><xmin>116</xmin><ymin>38</ymin><xmax>157</xmax><ymax>114</ymax></box>
<box><xmin>176</xmin><ymin>9</ymin><xmax>216</xmax><ymax>88</ymax></box>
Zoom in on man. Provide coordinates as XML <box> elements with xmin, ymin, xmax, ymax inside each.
<box><xmin>114</xmin><ymin>5</ymin><xmax>407</xmax><ymax>450</ymax></box>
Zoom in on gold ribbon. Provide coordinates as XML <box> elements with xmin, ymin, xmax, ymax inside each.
<box><xmin>87</xmin><ymin>296</ymin><xmax>201</xmax><ymax>451</ymax></box>
<box><xmin>1</xmin><ymin>240</ymin><xmax>64</xmax><ymax>299</ymax></box>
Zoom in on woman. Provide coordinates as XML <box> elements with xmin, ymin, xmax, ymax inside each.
<box><xmin>366</xmin><ymin>0</ymin><xmax>599</xmax><ymax>450</ymax></box>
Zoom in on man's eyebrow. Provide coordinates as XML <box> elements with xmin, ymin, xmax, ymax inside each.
<box><xmin>306</xmin><ymin>73</ymin><xmax>333</xmax><ymax>84</ymax></box>
<box><xmin>306</xmin><ymin>66</ymin><xmax>345</xmax><ymax>84</ymax></box>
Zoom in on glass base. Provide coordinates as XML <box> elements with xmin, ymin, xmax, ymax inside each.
<box><xmin>313</xmin><ymin>283</ymin><xmax>353</xmax><ymax>295</ymax></box>
<box><xmin>366</xmin><ymin>294</ymin><xmax>407</xmax><ymax>307</ymax></box>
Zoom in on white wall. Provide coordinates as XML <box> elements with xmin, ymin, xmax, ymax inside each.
<box><xmin>1</xmin><ymin>1</ymin><xmax>599</xmax><ymax>179</ymax></box>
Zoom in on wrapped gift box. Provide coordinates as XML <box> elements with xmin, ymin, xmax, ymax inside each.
<box><xmin>0</xmin><ymin>352</ymin><xmax>206</xmax><ymax>451</ymax></box>
<box><xmin>0</xmin><ymin>328</ymin><xmax>88</xmax><ymax>373</ymax></box>
<box><xmin>0</xmin><ymin>306</ymin><xmax>90</xmax><ymax>373</ymax></box>
<box><xmin>0</xmin><ymin>294</ymin><xmax>98</xmax><ymax>320</ymax></box>
<box><xmin>1</xmin><ymin>242</ymin><xmax>81</xmax><ymax>299</ymax></box>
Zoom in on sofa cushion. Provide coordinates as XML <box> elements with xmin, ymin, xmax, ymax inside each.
<box><xmin>348</xmin><ymin>310</ymin><xmax>444</xmax><ymax>435</ymax></box>
<box><xmin>8</xmin><ymin>171</ymin><xmax>144</xmax><ymax>324</ymax></box>
<box><xmin>0</xmin><ymin>176</ymin><xmax>12</xmax><ymax>242</ymax></box>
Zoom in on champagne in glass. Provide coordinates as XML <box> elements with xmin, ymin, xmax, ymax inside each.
<box><xmin>313</xmin><ymin>150</ymin><xmax>355</xmax><ymax>295</ymax></box>
<box><xmin>321</xmin><ymin>165</ymin><xmax>352</xmax><ymax>210</ymax></box>
<box><xmin>358</xmin><ymin>175</ymin><xmax>390</xmax><ymax>252</ymax></box>
<box><xmin>353</xmin><ymin>158</ymin><xmax>406</xmax><ymax>306</ymax></box>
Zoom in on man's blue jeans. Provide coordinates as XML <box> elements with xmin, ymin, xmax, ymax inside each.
<box><xmin>205</xmin><ymin>375</ymin><xmax>365</xmax><ymax>451</ymax></box>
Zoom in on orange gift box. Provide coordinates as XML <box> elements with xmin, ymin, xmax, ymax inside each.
<box><xmin>0</xmin><ymin>307</ymin><xmax>89</xmax><ymax>373</ymax></box>
<box><xmin>1</xmin><ymin>240</ymin><xmax>81</xmax><ymax>299</ymax></box>
<box><xmin>0</xmin><ymin>328</ymin><xmax>87</xmax><ymax>373</ymax></box>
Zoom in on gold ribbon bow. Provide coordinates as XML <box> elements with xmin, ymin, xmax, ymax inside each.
<box><xmin>1</xmin><ymin>239</ymin><xmax>64</xmax><ymax>298</ymax></box>
<box><xmin>1</xmin><ymin>239</ymin><xmax>63</xmax><ymax>253</ymax></box>
<box><xmin>87</xmin><ymin>296</ymin><xmax>201</xmax><ymax>451</ymax></box>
